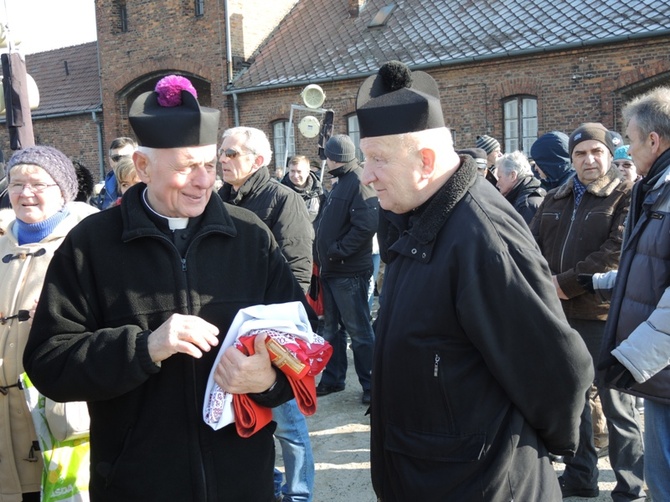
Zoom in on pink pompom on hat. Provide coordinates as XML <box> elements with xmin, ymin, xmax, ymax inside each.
<box><xmin>155</xmin><ymin>75</ymin><xmax>198</xmax><ymax>107</ymax></box>
<box><xmin>128</xmin><ymin>74</ymin><xmax>220</xmax><ymax>148</ymax></box>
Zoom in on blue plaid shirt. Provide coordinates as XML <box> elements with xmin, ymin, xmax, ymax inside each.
<box><xmin>573</xmin><ymin>176</ymin><xmax>587</xmax><ymax>206</ymax></box>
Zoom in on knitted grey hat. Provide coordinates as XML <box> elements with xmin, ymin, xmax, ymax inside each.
<box><xmin>325</xmin><ymin>134</ymin><xmax>356</xmax><ymax>163</ymax></box>
<box><xmin>7</xmin><ymin>145</ymin><xmax>78</xmax><ymax>202</ymax></box>
<box><xmin>476</xmin><ymin>135</ymin><xmax>501</xmax><ymax>155</ymax></box>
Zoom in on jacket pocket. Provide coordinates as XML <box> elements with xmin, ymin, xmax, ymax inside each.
<box><xmin>385</xmin><ymin>421</ymin><xmax>487</xmax><ymax>462</ymax></box>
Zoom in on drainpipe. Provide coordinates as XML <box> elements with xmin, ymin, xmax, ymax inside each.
<box><xmin>223</xmin><ymin>0</ymin><xmax>241</xmax><ymax>126</ymax></box>
<box><xmin>92</xmin><ymin>111</ymin><xmax>105</xmax><ymax>179</ymax></box>
<box><xmin>232</xmin><ymin>92</ymin><xmax>240</xmax><ymax>127</ymax></box>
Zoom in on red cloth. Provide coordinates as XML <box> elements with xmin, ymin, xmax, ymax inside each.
<box><xmin>232</xmin><ymin>329</ymin><xmax>332</xmax><ymax>437</ymax></box>
<box><xmin>232</xmin><ymin>394</ymin><xmax>273</xmax><ymax>438</ymax></box>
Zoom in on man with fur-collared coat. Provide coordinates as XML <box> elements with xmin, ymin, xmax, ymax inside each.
<box><xmin>530</xmin><ymin>122</ymin><xmax>645</xmax><ymax>500</ymax></box>
<box><xmin>357</xmin><ymin>61</ymin><xmax>593</xmax><ymax>502</ymax></box>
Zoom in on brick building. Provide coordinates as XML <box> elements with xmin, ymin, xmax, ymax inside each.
<box><xmin>3</xmin><ymin>0</ymin><xmax>670</xmax><ymax>181</ymax></box>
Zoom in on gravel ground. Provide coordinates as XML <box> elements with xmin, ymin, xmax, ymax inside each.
<box><xmin>276</xmin><ymin>344</ymin><xmax>649</xmax><ymax>501</ymax></box>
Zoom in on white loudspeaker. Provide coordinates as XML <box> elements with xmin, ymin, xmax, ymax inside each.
<box><xmin>301</xmin><ymin>84</ymin><xmax>325</xmax><ymax>109</ymax></box>
<box><xmin>298</xmin><ymin>115</ymin><xmax>320</xmax><ymax>138</ymax></box>
<box><xmin>0</xmin><ymin>73</ymin><xmax>40</xmax><ymax>115</ymax></box>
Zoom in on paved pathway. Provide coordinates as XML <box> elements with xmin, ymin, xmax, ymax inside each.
<box><xmin>276</xmin><ymin>346</ymin><xmax>649</xmax><ymax>501</ymax></box>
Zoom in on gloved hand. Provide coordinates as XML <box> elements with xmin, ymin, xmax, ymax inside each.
<box><xmin>577</xmin><ymin>273</ymin><xmax>595</xmax><ymax>293</ymax></box>
<box><xmin>597</xmin><ymin>354</ymin><xmax>636</xmax><ymax>390</ymax></box>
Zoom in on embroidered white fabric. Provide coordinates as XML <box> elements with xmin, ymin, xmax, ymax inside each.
<box><xmin>202</xmin><ymin>301</ymin><xmax>315</xmax><ymax>430</ymax></box>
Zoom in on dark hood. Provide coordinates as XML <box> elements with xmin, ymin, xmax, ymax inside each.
<box><xmin>531</xmin><ymin>131</ymin><xmax>575</xmax><ymax>184</ymax></box>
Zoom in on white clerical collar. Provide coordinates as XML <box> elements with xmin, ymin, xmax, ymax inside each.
<box><xmin>142</xmin><ymin>188</ymin><xmax>189</xmax><ymax>230</ymax></box>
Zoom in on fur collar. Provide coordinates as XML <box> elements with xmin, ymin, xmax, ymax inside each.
<box><xmin>552</xmin><ymin>165</ymin><xmax>623</xmax><ymax>200</ymax></box>
<box><xmin>411</xmin><ymin>156</ymin><xmax>478</xmax><ymax>244</ymax></box>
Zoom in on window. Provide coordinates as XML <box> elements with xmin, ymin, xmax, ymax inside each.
<box><xmin>503</xmin><ymin>96</ymin><xmax>537</xmax><ymax>153</ymax></box>
<box><xmin>347</xmin><ymin>114</ymin><xmax>363</xmax><ymax>161</ymax></box>
<box><xmin>120</xmin><ymin>3</ymin><xmax>128</xmax><ymax>32</ymax></box>
<box><xmin>368</xmin><ymin>4</ymin><xmax>396</xmax><ymax>28</ymax></box>
<box><xmin>273</xmin><ymin>121</ymin><xmax>295</xmax><ymax>173</ymax></box>
<box><xmin>195</xmin><ymin>0</ymin><xmax>205</xmax><ymax>17</ymax></box>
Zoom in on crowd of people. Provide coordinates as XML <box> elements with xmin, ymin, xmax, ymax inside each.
<box><xmin>1</xmin><ymin>66</ymin><xmax>669</xmax><ymax>502</ymax></box>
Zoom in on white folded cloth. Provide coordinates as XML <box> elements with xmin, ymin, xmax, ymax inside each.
<box><xmin>203</xmin><ymin>301</ymin><xmax>314</xmax><ymax>430</ymax></box>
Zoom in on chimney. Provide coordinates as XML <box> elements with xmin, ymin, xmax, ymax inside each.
<box><xmin>348</xmin><ymin>0</ymin><xmax>366</xmax><ymax>17</ymax></box>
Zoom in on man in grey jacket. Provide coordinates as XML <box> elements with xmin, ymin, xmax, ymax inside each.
<box><xmin>599</xmin><ymin>86</ymin><xmax>670</xmax><ymax>501</ymax></box>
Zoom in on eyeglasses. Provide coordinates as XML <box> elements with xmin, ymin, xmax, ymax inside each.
<box><xmin>8</xmin><ymin>182</ymin><xmax>59</xmax><ymax>194</ymax></box>
<box><xmin>219</xmin><ymin>148</ymin><xmax>255</xmax><ymax>159</ymax></box>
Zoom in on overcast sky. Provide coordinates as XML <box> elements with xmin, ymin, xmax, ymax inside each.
<box><xmin>1</xmin><ymin>0</ymin><xmax>97</xmax><ymax>54</ymax></box>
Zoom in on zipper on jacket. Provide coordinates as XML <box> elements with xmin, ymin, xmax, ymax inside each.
<box><xmin>434</xmin><ymin>353</ymin><xmax>440</xmax><ymax>377</ymax></box>
<box><xmin>559</xmin><ymin>206</ymin><xmax>578</xmax><ymax>272</ymax></box>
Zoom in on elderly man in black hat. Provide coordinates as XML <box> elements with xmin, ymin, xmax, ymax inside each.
<box><xmin>357</xmin><ymin>61</ymin><xmax>593</xmax><ymax>501</ymax></box>
<box><xmin>23</xmin><ymin>75</ymin><xmax>307</xmax><ymax>501</ymax></box>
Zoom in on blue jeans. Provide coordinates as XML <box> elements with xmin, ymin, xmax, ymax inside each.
<box><xmin>319</xmin><ymin>274</ymin><xmax>375</xmax><ymax>391</ymax></box>
<box><xmin>367</xmin><ymin>252</ymin><xmax>381</xmax><ymax>312</ymax></box>
<box><xmin>644</xmin><ymin>399</ymin><xmax>670</xmax><ymax>501</ymax></box>
<box><xmin>273</xmin><ymin>399</ymin><xmax>314</xmax><ymax>502</ymax></box>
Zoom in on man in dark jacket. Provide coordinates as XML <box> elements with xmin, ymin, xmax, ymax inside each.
<box><xmin>357</xmin><ymin>61</ymin><xmax>592</xmax><ymax>502</ymax></box>
<box><xmin>23</xmin><ymin>76</ymin><xmax>307</xmax><ymax>501</ymax></box>
<box><xmin>315</xmin><ymin>134</ymin><xmax>378</xmax><ymax>404</ymax></box>
<box><xmin>281</xmin><ymin>155</ymin><xmax>325</xmax><ymax>224</ymax></box>
<box><xmin>218</xmin><ymin>126</ymin><xmax>315</xmax><ymax>502</ymax></box>
<box><xmin>218</xmin><ymin>127</ymin><xmax>314</xmax><ymax>291</ymax></box>
<box><xmin>494</xmin><ymin>150</ymin><xmax>546</xmax><ymax>224</ymax></box>
<box><xmin>599</xmin><ymin>86</ymin><xmax>670</xmax><ymax>501</ymax></box>
<box><xmin>530</xmin><ymin>122</ymin><xmax>644</xmax><ymax>500</ymax></box>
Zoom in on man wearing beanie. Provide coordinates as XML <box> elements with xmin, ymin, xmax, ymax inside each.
<box><xmin>530</xmin><ymin>122</ymin><xmax>644</xmax><ymax>499</ymax></box>
<box><xmin>315</xmin><ymin>134</ymin><xmax>378</xmax><ymax>405</ymax></box>
<box><xmin>476</xmin><ymin>134</ymin><xmax>503</xmax><ymax>168</ymax></box>
<box><xmin>24</xmin><ymin>76</ymin><xmax>309</xmax><ymax>501</ymax></box>
<box><xmin>530</xmin><ymin>131</ymin><xmax>576</xmax><ymax>191</ymax></box>
<box><xmin>357</xmin><ymin>60</ymin><xmax>592</xmax><ymax>501</ymax></box>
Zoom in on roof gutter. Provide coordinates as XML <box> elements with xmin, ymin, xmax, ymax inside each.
<box><xmin>223</xmin><ymin>30</ymin><xmax>670</xmax><ymax>96</ymax></box>
<box><xmin>27</xmin><ymin>107</ymin><xmax>103</xmax><ymax>120</ymax></box>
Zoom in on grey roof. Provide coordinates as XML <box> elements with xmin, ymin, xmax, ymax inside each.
<box><xmin>25</xmin><ymin>42</ymin><xmax>101</xmax><ymax>117</ymax></box>
<box><xmin>229</xmin><ymin>0</ymin><xmax>670</xmax><ymax>91</ymax></box>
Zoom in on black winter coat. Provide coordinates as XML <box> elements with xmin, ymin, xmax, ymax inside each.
<box><xmin>281</xmin><ymin>170</ymin><xmax>325</xmax><ymax>223</ymax></box>
<box><xmin>371</xmin><ymin>157</ymin><xmax>593</xmax><ymax>501</ymax></box>
<box><xmin>23</xmin><ymin>183</ymin><xmax>308</xmax><ymax>502</ymax></box>
<box><xmin>219</xmin><ymin>167</ymin><xmax>314</xmax><ymax>291</ymax></box>
<box><xmin>315</xmin><ymin>160</ymin><xmax>378</xmax><ymax>276</ymax></box>
<box><xmin>504</xmin><ymin>175</ymin><xmax>546</xmax><ymax>224</ymax></box>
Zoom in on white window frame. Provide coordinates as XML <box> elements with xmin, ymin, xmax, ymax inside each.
<box><xmin>273</xmin><ymin>120</ymin><xmax>295</xmax><ymax>173</ymax></box>
<box><xmin>503</xmin><ymin>96</ymin><xmax>537</xmax><ymax>153</ymax></box>
<box><xmin>347</xmin><ymin>114</ymin><xmax>363</xmax><ymax>161</ymax></box>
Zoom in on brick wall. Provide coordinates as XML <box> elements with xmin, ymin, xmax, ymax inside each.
<box><xmin>94</xmin><ymin>0</ymin><xmax>298</xmax><ymax>178</ymax></box>
<box><xmin>230</xmin><ymin>37</ymin><xmax>670</xmax><ymax>166</ymax></box>
<box><xmin>0</xmin><ymin>114</ymin><xmax>104</xmax><ymax>182</ymax></box>
<box><xmin>95</xmin><ymin>0</ymin><xmax>229</xmax><ymax>175</ymax></box>
<box><xmin>4</xmin><ymin>5</ymin><xmax>669</xmax><ymax>181</ymax></box>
